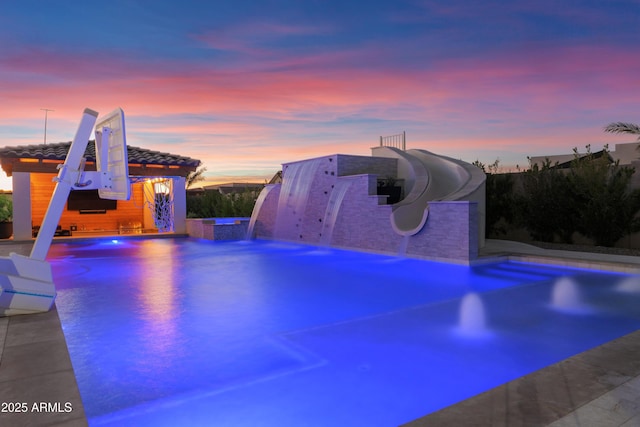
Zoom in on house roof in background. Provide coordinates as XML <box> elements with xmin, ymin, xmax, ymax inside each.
<box><xmin>201</xmin><ymin>182</ymin><xmax>264</xmax><ymax>195</ymax></box>
<box><xmin>529</xmin><ymin>149</ymin><xmax>615</xmax><ymax>170</ymax></box>
<box><xmin>268</xmin><ymin>170</ymin><xmax>282</xmax><ymax>184</ymax></box>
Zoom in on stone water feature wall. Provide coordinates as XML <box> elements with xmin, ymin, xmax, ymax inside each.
<box><xmin>249</xmin><ymin>153</ymin><xmax>481</xmax><ymax>262</ymax></box>
<box><xmin>186</xmin><ymin>218</ymin><xmax>249</xmax><ymax>241</ymax></box>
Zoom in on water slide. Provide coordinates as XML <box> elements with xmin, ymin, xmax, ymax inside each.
<box><xmin>372</xmin><ymin>147</ymin><xmax>485</xmax><ymax>237</ymax></box>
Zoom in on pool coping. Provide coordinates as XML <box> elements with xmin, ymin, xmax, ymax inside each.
<box><xmin>0</xmin><ymin>238</ymin><xmax>638</xmax><ymax>426</ymax></box>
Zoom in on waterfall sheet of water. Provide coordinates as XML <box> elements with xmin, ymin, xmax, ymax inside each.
<box><xmin>246</xmin><ymin>185</ymin><xmax>276</xmax><ymax>239</ymax></box>
<box><xmin>274</xmin><ymin>159</ymin><xmax>322</xmax><ymax>239</ymax></box>
<box><xmin>397</xmin><ymin>235</ymin><xmax>410</xmax><ymax>257</ymax></box>
<box><xmin>319</xmin><ymin>180</ymin><xmax>352</xmax><ymax>246</ymax></box>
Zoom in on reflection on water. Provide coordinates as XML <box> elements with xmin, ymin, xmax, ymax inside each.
<box><xmin>136</xmin><ymin>241</ymin><xmax>181</xmax><ymax>360</ymax></box>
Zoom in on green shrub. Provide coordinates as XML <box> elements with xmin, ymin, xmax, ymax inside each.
<box><xmin>0</xmin><ymin>195</ymin><xmax>13</xmax><ymax>222</ymax></box>
<box><xmin>186</xmin><ymin>188</ymin><xmax>261</xmax><ymax>218</ymax></box>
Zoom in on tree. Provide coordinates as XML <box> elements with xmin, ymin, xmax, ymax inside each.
<box><xmin>186</xmin><ymin>166</ymin><xmax>207</xmax><ymax>189</ymax></box>
<box><xmin>604</xmin><ymin>122</ymin><xmax>640</xmax><ymax>141</ymax></box>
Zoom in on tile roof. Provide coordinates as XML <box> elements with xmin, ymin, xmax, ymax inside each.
<box><xmin>0</xmin><ymin>141</ymin><xmax>201</xmax><ymax>168</ymax></box>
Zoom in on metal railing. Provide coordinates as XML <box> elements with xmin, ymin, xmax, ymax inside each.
<box><xmin>379</xmin><ymin>131</ymin><xmax>406</xmax><ymax>151</ymax></box>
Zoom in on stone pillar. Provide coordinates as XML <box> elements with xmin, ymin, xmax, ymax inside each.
<box><xmin>172</xmin><ymin>176</ymin><xmax>187</xmax><ymax>234</ymax></box>
<box><xmin>12</xmin><ymin>172</ymin><xmax>32</xmax><ymax>241</ymax></box>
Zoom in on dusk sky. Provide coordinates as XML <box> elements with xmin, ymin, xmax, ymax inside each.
<box><xmin>1</xmin><ymin>0</ymin><xmax>639</xmax><ymax>189</ymax></box>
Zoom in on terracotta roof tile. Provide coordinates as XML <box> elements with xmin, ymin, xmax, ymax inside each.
<box><xmin>0</xmin><ymin>141</ymin><xmax>201</xmax><ymax>167</ymax></box>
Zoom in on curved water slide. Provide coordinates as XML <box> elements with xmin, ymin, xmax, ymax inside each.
<box><xmin>372</xmin><ymin>147</ymin><xmax>485</xmax><ymax>237</ymax></box>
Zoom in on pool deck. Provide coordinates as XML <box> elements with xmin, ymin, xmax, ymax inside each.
<box><xmin>0</xmin><ymin>238</ymin><xmax>639</xmax><ymax>426</ymax></box>
<box><xmin>0</xmin><ymin>242</ymin><xmax>86</xmax><ymax>427</ymax></box>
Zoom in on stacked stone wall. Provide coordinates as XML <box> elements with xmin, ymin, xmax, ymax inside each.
<box><xmin>185</xmin><ymin>218</ymin><xmax>206</xmax><ymax>238</ymax></box>
<box><xmin>405</xmin><ymin>202</ymin><xmax>477</xmax><ymax>261</ymax></box>
<box><xmin>332</xmin><ymin>174</ymin><xmax>400</xmax><ymax>252</ymax></box>
<box><xmin>185</xmin><ymin>219</ymin><xmax>249</xmax><ymax>241</ymax></box>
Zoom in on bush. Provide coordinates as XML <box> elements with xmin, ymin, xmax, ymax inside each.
<box><xmin>474</xmin><ymin>160</ymin><xmax>516</xmax><ymax>237</ymax></box>
<box><xmin>187</xmin><ymin>188</ymin><xmax>261</xmax><ymax>218</ymax></box>
<box><xmin>516</xmin><ymin>158</ymin><xmax>574</xmax><ymax>243</ymax></box>
<box><xmin>568</xmin><ymin>145</ymin><xmax>640</xmax><ymax>246</ymax></box>
<box><xmin>486</xmin><ymin>145</ymin><xmax>640</xmax><ymax>247</ymax></box>
<box><xmin>0</xmin><ymin>195</ymin><xmax>12</xmax><ymax>222</ymax></box>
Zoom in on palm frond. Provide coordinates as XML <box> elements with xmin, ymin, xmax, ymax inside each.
<box><xmin>604</xmin><ymin>122</ymin><xmax>640</xmax><ymax>141</ymax></box>
<box><xmin>186</xmin><ymin>166</ymin><xmax>207</xmax><ymax>188</ymax></box>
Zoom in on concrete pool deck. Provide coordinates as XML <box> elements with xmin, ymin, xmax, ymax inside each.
<box><xmin>0</xmin><ymin>238</ymin><xmax>639</xmax><ymax>426</ymax></box>
<box><xmin>0</xmin><ymin>242</ymin><xmax>86</xmax><ymax>427</ymax></box>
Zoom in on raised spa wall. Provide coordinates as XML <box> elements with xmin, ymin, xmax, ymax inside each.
<box><xmin>248</xmin><ymin>151</ymin><xmax>484</xmax><ymax>263</ymax></box>
<box><xmin>186</xmin><ymin>218</ymin><xmax>249</xmax><ymax>241</ymax></box>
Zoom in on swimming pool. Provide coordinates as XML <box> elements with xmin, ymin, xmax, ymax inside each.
<box><xmin>50</xmin><ymin>238</ymin><xmax>640</xmax><ymax>426</ymax></box>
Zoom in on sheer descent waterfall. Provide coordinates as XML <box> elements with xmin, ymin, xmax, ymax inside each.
<box><xmin>319</xmin><ymin>179</ymin><xmax>352</xmax><ymax>246</ymax></box>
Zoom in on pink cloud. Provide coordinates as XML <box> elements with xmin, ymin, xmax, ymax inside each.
<box><xmin>1</xmin><ymin>35</ymin><xmax>638</xmax><ymax>181</ymax></box>
<box><xmin>4</xmin><ymin>41</ymin><xmax>636</xmax><ymax>125</ymax></box>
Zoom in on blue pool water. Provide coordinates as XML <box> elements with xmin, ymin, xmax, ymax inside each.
<box><xmin>50</xmin><ymin>238</ymin><xmax>640</xmax><ymax>426</ymax></box>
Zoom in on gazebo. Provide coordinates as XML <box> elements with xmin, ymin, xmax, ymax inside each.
<box><xmin>0</xmin><ymin>141</ymin><xmax>200</xmax><ymax>240</ymax></box>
